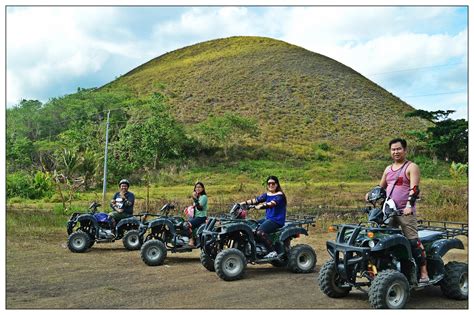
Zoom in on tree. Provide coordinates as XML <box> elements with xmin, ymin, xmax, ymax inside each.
<box><xmin>196</xmin><ymin>112</ymin><xmax>260</xmax><ymax>158</ymax></box>
<box><xmin>406</xmin><ymin>110</ymin><xmax>467</xmax><ymax>163</ymax></box>
<box><xmin>113</xmin><ymin>93</ymin><xmax>190</xmax><ymax>172</ymax></box>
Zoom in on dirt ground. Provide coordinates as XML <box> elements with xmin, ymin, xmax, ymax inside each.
<box><xmin>5</xmin><ymin>228</ymin><xmax>468</xmax><ymax>309</ymax></box>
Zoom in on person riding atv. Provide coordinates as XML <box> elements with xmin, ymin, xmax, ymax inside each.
<box><xmin>108</xmin><ymin>179</ymin><xmax>135</xmax><ymax>231</ymax></box>
<box><xmin>239</xmin><ymin>175</ymin><xmax>288</xmax><ymax>259</ymax></box>
<box><xmin>67</xmin><ymin>201</ymin><xmax>142</xmax><ymax>252</ymax></box>
<box><xmin>138</xmin><ymin>203</ymin><xmax>207</xmax><ymax>266</ymax></box>
<box><xmin>200</xmin><ymin>202</ymin><xmax>317</xmax><ymax>281</ymax></box>
<box><xmin>318</xmin><ymin>186</ymin><xmax>468</xmax><ymax>309</ymax></box>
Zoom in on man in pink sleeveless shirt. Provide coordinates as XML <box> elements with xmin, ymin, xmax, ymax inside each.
<box><xmin>378</xmin><ymin>138</ymin><xmax>429</xmax><ymax>283</ymax></box>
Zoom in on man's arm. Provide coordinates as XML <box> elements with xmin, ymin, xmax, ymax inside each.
<box><xmin>404</xmin><ymin>163</ymin><xmax>420</xmax><ymax>214</ymax></box>
<box><xmin>379</xmin><ymin>166</ymin><xmax>389</xmax><ymax>189</ymax></box>
<box><xmin>407</xmin><ymin>163</ymin><xmax>420</xmax><ymax>187</ymax></box>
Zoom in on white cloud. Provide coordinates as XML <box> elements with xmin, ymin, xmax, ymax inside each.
<box><xmin>6</xmin><ymin>7</ymin><xmax>144</xmax><ymax>106</ymax></box>
<box><xmin>6</xmin><ymin>6</ymin><xmax>467</xmax><ymax>118</ymax></box>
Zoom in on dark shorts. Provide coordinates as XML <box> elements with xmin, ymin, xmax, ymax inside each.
<box><xmin>257</xmin><ymin>219</ymin><xmax>282</xmax><ymax>234</ymax></box>
<box><xmin>189</xmin><ymin>216</ymin><xmax>207</xmax><ymax>238</ymax></box>
<box><xmin>108</xmin><ymin>211</ymin><xmax>132</xmax><ymax>222</ymax></box>
<box><xmin>189</xmin><ymin>216</ymin><xmax>207</xmax><ymax>229</ymax></box>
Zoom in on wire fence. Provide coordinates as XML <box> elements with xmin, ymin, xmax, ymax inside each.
<box><xmin>132</xmin><ymin>199</ymin><xmax>366</xmax><ymax>224</ymax></box>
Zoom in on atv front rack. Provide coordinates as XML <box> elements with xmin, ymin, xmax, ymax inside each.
<box><xmin>417</xmin><ymin>219</ymin><xmax>468</xmax><ymax>238</ymax></box>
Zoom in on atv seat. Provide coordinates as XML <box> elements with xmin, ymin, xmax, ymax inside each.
<box><xmin>418</xmin><ymin>229</ymin><xmax>444</xmax><ymax>243</ymax></box>
<box><xmin>275</xmin><ymin>222</ymin><xmax>293</xmax><ymax>233</ymax></box>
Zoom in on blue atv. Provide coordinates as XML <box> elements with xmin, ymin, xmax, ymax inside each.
<box><xmin>66</xmin><ymin>202</ymin><xmax>142</xmax><ymax>253</ymax></box>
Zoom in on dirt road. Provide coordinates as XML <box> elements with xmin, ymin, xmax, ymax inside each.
<box><xmin>6</xmin><ymin>230</ymin><xmax>468</xmax><ymax>309</ymax></box>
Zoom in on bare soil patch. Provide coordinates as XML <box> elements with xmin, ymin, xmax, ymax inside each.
<box><xmin>6</xmin><ymin>227</ymin><xmax>468</xmax><ymax>309</ymax></box>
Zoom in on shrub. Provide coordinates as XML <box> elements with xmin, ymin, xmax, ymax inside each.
<box><xmin>6</xmin><ymin>171</ymin><xmax>54</xmax><ymax>199</ymax></box>
<box><xmin>7</xmin><ymin>172</ymin><xmax>31</xmax><ymax>199</ymax></box>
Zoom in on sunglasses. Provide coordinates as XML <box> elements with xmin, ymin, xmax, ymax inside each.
<box><xmin>267</xmin><ymin>181</ymin><xmax>277</xmax><ymax>186</ymax></box>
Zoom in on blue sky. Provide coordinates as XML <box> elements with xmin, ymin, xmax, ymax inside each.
<box><xmin>5</xmin><ymin>5</ymin><xmax>468</xmax><ymax>119</ymax></box>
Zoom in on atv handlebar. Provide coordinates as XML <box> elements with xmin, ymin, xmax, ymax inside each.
<box><xmin>88</xmin><ymin>202</ymin><xmax>101</xmax><ymax>213</ymax></box>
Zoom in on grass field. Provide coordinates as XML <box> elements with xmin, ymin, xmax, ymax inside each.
<box><xmin>6</xmin><ymin>178</ymin><xmax>467</xmax><ymax>239</ymax></box>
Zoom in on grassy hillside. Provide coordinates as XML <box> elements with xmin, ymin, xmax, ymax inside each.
<box><xmin>103</xmin><ymin>36</ymin><xmax>430</xmax><ymax>154</ymax></box>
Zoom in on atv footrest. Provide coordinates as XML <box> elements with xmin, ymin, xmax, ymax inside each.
<box><xmin>171</xmin><ymin>247</ymin><xmax>194</xmax><ymax>253</ymax></box>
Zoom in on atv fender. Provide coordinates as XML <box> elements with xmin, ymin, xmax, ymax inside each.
<box><xmin>116</xmin><ymin>217</ymin><xmax>140</xmax><ymax>237</ymax></box>
<box><xmin>428</xmin><ymin>238</ymin><xmax>464</xmax><ymax>258</ymax></box>
<box><xmin>220</xmin><ymin>223</ymin><xmax>256</xmax><ymax>259</ymax></box>
<box><xmin>146</xmin><ymin>218</ymin><xmax>177</xmax><ymax>235</ymax></box>
<box><xmin>370</xmin><ymin>234</ymin><xmax>413</xmax><ymax>259</ymax></box>
<box><xmin>221</xmin><ymin>223</ymin><xmax>255</xmax><ymax>243</ymax></box>
<box><xmin>116</xmin><ymin>217</ymin><xmax>140</xmax><ymax>230</ymax></box>
<box><xmin>196</xmin><ymin>224</ymin><xmax>205</xmax><ymax>237</ymax></box>
<box><xmin>194</xmin><ymin>225</ymin><xmax>206</xmax><ymax>248</ymax></box>
<box><xmin>68</xmin><ymin>213</ymin><xmax>99</xmax><ymax>236</ymax></box>
<box><xmin>279</xmin><ymin>226</ymin><xmax>308</xmax><ymax>242</ymax></box>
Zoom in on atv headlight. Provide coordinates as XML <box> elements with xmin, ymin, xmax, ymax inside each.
<box><xmin>368</xmin><ymin>239</ymin><xmax>378</xmax><ymax>248</ymax></box>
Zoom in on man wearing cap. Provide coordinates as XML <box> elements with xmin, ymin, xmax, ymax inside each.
<box><xmin>109</xmin><ymin>179</ymin><xmax>135</xmax><ymax>230</ymax></box>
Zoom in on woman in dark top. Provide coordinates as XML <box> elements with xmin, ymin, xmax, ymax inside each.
<box><xmin>240</xmin><ymin>175</ymin><xmax>287</xmax><ymax>258</ymax></box>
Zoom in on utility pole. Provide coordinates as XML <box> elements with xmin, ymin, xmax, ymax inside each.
<box><xmin>102</xmin><ymin>110</ymin><xmax>110</xmax><ymax>205</ymax></box>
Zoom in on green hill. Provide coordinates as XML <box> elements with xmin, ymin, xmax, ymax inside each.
<box><xmin>103</xmin><ymin>36</ymin><xmax>429</xmax><ymax>152</ymax></box>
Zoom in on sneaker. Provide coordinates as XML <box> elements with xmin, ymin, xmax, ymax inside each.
<box><xmin>264</xmin><ymin>251</ymin><xmax>278</xmax><ymax>259</ymax></box>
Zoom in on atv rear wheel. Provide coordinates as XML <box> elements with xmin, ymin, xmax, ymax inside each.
<box><xmin>318</xmin><ymin>259</ymin><xmax>351</xmax><ymax>298</ymax></box>
<box><xmin>440</xmin><ymin>261</ymin><xmax>468</xmax><ymax>300</ymax></box>
<box><xmin>200</xmin><ymin>250</ymin><xmax>215</xmax><ymax>272</ymax></box>
<box><xmin>67</xmin><ymin>230</ymin><xmax>91</xmax><ymax>253</ymax></box>
<box><xmin>288</xmin><ymin>244</ymin><xmax>316</xmax><ymax>273</ymax></box>
<box><xmin>122</xmin><ymin>230</ymin><xmax>141</xmax><ymax>250</ymax></box>
<box><xmin>215</xmin><ymin>248</ymin><xmax>247</xmax><ymax>281</ymax></box>
<box><xmin>368</xmin><ymin>269</ymin><xmax>409</xmax><ymax>309</ymax></box>
<box><xmin>140</xmin><ymin>239</ymin><xmax>167</xmax><ymax>266</ymax></box>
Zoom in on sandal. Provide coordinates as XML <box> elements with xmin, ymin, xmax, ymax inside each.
<box><xmin>419</xmin><ymin>276</ymin><xmax>430</xmax><ymax>283</ymax></box>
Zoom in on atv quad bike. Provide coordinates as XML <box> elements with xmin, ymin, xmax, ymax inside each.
<box><xmin>200</xmin><ymin>203</ymin><xmax>317</xmax><ymax>281</ymax></box>
<box><xmin>66</xmin><ymin>202</ymin><xmax>143</xmax><ymax>253</ymax></box>
<box><xmin>318</xmin><ymin>188</ymin><xmax>468</xmax><ymax>309</ymax></box>
<box><xmin>138</xmin><ymin>203</ymin><xmax>206</xmax><ymax>266</ymax></box>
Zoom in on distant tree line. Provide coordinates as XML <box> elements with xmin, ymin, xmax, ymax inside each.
<box><xmin>405</xmin><ymin>109</ymin><xmax>468</xmax><ymax>164</ymax></box>
<box><xmin>6</xmin><ymin>89</ymin><xmax>259</xmax><ymax>200</ymax></box>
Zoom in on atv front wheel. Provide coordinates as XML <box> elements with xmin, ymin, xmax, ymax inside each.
<box><xmin>214</xmin><ymin>248</ymin><xmax>247</xmax><ymax>281</ymax></box>
<box><xmin>122</xmin><ymin>230</ymin><xmax>141</xmax><ymax>250</ymax></box>
<box><xmin>368</xmin><ymin>269</ymin><xmax>409</xmax><ymax>309</ymax></box>
<box><xmin>440</xmin><ymin>261</ymin><xmax>468</xmax><ymax>300</ymax></box>
<box><xmin>288</xmin><ymin>244</ymin><xmax>316</xmax><ymax>273</ymax></box>
<box><xmin>67</xmin><ymin>230</ymin><xmax>92</xmax><ymax>253</ymax></box>
<box><xmin>140</xmin><ymin>239</ymin><xmax>167</xmax><ymax>266</ymax></box>
<box><xmin>318</xmin><ymin>259</ymin><xmax>351</xmax><ymax>298</ymax></box>
<box><xmin>200</xmin><ymin>250</ymin><xmax>215</xmax><ymax>272</ymax></box>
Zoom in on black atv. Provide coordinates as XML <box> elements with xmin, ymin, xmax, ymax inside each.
<box><xmin>66</xmin><ymin>202</ymin><xmax>143</xmax><ymax>253</ymax></box>
<box><xmin>138</xmin><ymin>203</ymin><xmax>206</xmax><ymax>266</ymax></box>
<box><xmin>200</xmin><ymin>203</ymin><xmax>317</xmax><ymax>281</ymax></box>
<box><xmin>318</xmin><ymin>190</ymin><xmax>468</xmax><ymax>309</ymax></box>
